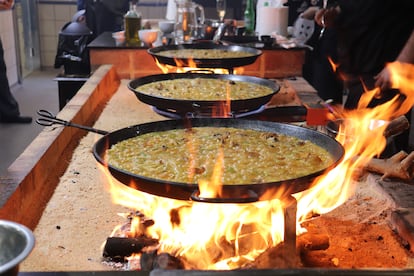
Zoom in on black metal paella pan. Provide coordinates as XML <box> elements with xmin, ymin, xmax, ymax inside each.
<box><xmin>92</xmin><ymin>118</ymin><xmax>345</xmax><ymax>203</ymax></box>
<box><xmin>127</xmin><ymin>72</ymin><xmax>280</xmax><ymax>114</ymax></box>
<box><xmin>147</xmin><ymin>41</ymin><xmax>262</xmax><ymax>69</ymax></box>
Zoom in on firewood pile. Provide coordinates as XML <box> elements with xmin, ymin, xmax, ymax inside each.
<box><xmin>102</xmin><ymin>192</ymin><xmax>408</xmax><ymax>271</ymax></box>
<box><xmin>359</xmin><ymin>112</ymin><xmax>414</xmax><ymax>181</ymax></box>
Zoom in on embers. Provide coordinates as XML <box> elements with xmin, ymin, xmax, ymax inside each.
<box><xmin>101</xmin><ymin>196</ymin><xmax>314</xmax><ymax>270</ymax></box>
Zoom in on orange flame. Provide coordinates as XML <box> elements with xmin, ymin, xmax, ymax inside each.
<box><xmin>198</xmin><ymin>148</ymin><xmax>224</xmax><ymax>198</ymax></box>
<box><xmin>100</xmin><ymin>161</ymin><xmax>288</xmax><ymax>269</ymax></box>
<box><xmin>101</xmin><ymin>61</ymin><xmax>414</xmax><ymax>270</ymax></box>
<box><xmin>155</xmin><ymin>57</ymin><xmax>242</xmax><ymax>75</ymax></box>
<box><xmin>296</xmin><ymin>61</ymin><xmax>414</xmax><ymax>220</ymax></box>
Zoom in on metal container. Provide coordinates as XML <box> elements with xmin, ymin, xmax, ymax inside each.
<box><xmin>0</xmin><ymin>220</ymin><xmax>35</xmax><ymax>276</ymax></box>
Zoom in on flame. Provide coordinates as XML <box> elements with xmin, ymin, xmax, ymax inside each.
<box><xmin>101</xmin><ymin>61</ymin><xmax>414</xmax><ymax>270</ymax></box>
<box><xmin>100</xmin><ymin>161</ymin><xmax>287</xmax><ymax>269</ymax></box>
<box><xmin>327</xmin><ymin>56</ymin><xmax>339</xmax><ymax>73</ymax></box>
<box><xmin>198</xmin><ymin>148</ymin><xmax>224</xmax><ymax>198</ymax></box>
<box><xmin>155</xmin><ymin>57</ymin><xmax>243</xmax><ymax>75</ymax></box>
<box><xmin>296</xmin><ymin>61</ymin><xmax>414</xmax><ymax>220</ymax></box>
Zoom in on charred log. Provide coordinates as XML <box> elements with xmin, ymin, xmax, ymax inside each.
<box><xmin>103</xmin><ymin>236</ymin><xmax>158</xmax><ymax>260</ymax></box>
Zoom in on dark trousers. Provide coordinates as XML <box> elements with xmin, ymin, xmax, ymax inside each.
<box><xmin>0</xmin><ymin>38</ymin><xmax>20</xmax><ymax>119</ymax></box>
<box><xmin>302</xmin><ymin>29</ymin><xmax>344</xmax><ymax>105</ymax></box>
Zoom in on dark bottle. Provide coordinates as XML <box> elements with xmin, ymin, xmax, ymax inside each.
<box><xmin>244</xmin><ymin>0</ymin><xmax>255</xmax><ymax>35</ymax></box>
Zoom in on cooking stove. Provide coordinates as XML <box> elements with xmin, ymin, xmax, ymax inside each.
<box><xmin>5</xmin><ymin>66</ymin><xmax>414</xmax><ymax>275</ymax></box>
<box><xmin>151</xmin><ymin>105</ymin><xmax>267</xmax><ymax>119</ymax></box>
<box><xmin>152</xmin><ymin>105</ymin><xmax>308</xmax><ymax>123</ymax></box>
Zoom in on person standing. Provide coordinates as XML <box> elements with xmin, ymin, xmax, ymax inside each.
<box><xmin>84</xmin><ymin>0</ymin><xmax>129</xmax><ymax>38</ymax></box>
<box><xmin>315</xmin><ymin>0</ymin><xmax>414</xmax><ymax>152</ymax></box>
<box><xmin>314</xmin><ymin>0</ymin><xmax>414</xmax><ymax>109</ymax></box>
<box><xmin>287</xmin><ymin>0</ymin><xmax>344</xmax><ymax>104</ymax></box>
<box><xmin>0</xmin><ymin>0</ymin><xmax>32</xmax><ymax>124</ymax></box>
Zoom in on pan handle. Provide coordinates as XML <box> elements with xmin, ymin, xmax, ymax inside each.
<box><xmin>190</xmin><ymin>189</ymin><xmax>259</xmax><ymax>204</ymax></box>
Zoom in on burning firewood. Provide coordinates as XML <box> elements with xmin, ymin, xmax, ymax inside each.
<box><xmin>383</xmin><ymin>116</ymin><xmax>410</xmax><ymax>138</ymax></box>
<box><xmin>247</xmin><ymin>242</ymin><xmax>302</xmax><ymax>269</ymax></box>
<box><xmin>103</xmin><ymin>236</ymin><xmax>158</xmax><ymax>260</ymax></box>
<box><xmin>362</xmin><ymin>151</ymin><xmax>414</xmax><ymax>181</ymax></box>
<box><xmin>140</xmin><ymin>250</ymin><xmax>185</xmax><ymax>270</ymax></box>
<box><xmin>343</xmin><ymin>115</ymin><xmax>414</xmax><ymax>181</ymax></box>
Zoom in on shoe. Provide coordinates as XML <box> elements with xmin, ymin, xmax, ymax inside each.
<box><xmin>0</xmin><ymin>115</ymin><xmax>33</xmax><ymax>124</ymax></box>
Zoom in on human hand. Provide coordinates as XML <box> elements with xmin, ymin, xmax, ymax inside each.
<box><xmin>374</xmin><ymin>67</ymin><xmax>393</xmax><ymax>91</ymax></box>
<box><xmin>0</xmin><ymin>0</ymin><xmax>14</xmax><ymax>10</ymax></box>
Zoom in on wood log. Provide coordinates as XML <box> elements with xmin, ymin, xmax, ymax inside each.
<box><xmin>154</xmin><ymin>253</ymin><xmax>185</xmax><ymax>270</ymax></box>
<box><xmin>363</xmin><ymin>151</ymin><xmax>414</xmax><ymax>181</ymax></box>
<box><xmin>102</xmin><ymin>236</ymin><xmax>158</xmax><ymax>260</ymax></box>
<box><xmin>384</xmin><ymin>115</ymin><xmax>409</xmax><ymax>138</ymax></box>
<box><xmin>248</xmin><ymin>242</ymin><xmax>302</xmax><ymax>269</ymax></box>
<box><xmin>140</xmin><ymin>251</ymin><xmax>184</xmax><ymax>270</ymax></box>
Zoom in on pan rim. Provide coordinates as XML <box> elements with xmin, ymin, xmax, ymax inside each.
<box><xmin>93</xmin><ymin>119</ymin><xmax>345</xmax><ymax>201</ymax></box>
<box><xmin>147</xmin><ymin>42</ymin><xmax>262</xmax><ymax>69</ymax></box>
<box><xmin>127</xmin><ymin>73</ymin><xmax>280</xmax><ymax>114</ymax></box>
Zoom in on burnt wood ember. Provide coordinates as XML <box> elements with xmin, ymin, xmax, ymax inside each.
<box><xmin>141</xmin><ymin>251</ymin><xmax>185</xmax><ymax>270</ymax></box>
<box><xmin>297</xmin><ymin>233</ymin><xmax>330</xmax><ymax>251</ymax></box>
<box><xmin>120</xmin><ymin>211</ymin><xmax>156</xmax><ymax>237</ymax></box>
<box><xmin>103</xmin><ymin>237</ymin><xmax>158</xmax><ymax>260</ymax></box>
<box><xmin>248</xmin><ymin>242</ymin><xmax>302</xmax><ymax>269</ymax></box>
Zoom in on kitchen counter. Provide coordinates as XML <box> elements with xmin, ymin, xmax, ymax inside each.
<box><xmin>88</xmin><ymin>32</ymin><xmax>306</xmax><ymax>79</ymax></box>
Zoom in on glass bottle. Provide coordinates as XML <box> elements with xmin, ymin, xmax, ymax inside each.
<box><xmin>124</xmin><ymin>1</ymin><xmax>142</xmax><ymax>45</ymax></box>
<box><xmin>244</xmin><ymin>0</ymin><xmax>255</xmax><ymax>35</ymax></box>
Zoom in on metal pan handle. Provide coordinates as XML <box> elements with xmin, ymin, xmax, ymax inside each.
<box><xmin>190</xmin><ymin>189</ymin><xmax>259</xmax><ymax>204</ymax></box>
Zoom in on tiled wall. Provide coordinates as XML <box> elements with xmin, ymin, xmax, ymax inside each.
<box><xmin>38</xmin><ymin>1</ymin><xmax>78</xmax><ymax>68</ymax></box>
<box><xmin>1</xmin><ymin>0</ymin><xmax>168</xmax><ymax>82</ymax></box>
<box><xmin>0</xmin><ymin>10</ymin><xmax>18</xmax><ymax>86</ymax></box>
<box><xmin>38</xmin><ymin>0</ymin><xmax>168</xmax><ymax>67</ymax></box>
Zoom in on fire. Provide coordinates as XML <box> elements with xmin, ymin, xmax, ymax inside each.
<box><xmin>154</xmin><ymin>57</ymin><xmax>243</xmax><ymax>75</ymax></box>
<box><xmin>198</xmin><ymin>148</ymin><xmax>224</xmax><ymax>198</ymax></box>
<box><xmin>100</xmin><ymin>61</ymin><xmax>414</xmax><ymax>270</ymax></box>
<box><xmin>296</xmin><ymin>61</ymin><xmax>414</xmax><ymax>220</ymax></box>
<box><xmin>100</xmin><ymin>162</ymin><xmax>287</xmax><ymax>269</ymax></box>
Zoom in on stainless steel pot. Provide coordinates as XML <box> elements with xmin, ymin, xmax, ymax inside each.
<box><xmin>0</xmin><ymin>220</ymin><xmax>35</xmax><ymax>276</ymax></box>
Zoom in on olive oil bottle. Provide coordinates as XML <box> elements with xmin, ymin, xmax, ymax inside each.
<box><xmin>124</xmin><ymin>1</ymin><xmax>142</xmax><ymax>45</ymax></box>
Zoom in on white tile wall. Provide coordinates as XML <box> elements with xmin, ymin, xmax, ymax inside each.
<box><xmin>38</xmin><ymin>1</ymin><xmax>167</xmax><ymax>68</ymax></box>
<box><xmin>38</xmin><ymin>2</ymin><xmax>76</xmax><ymax>67</ymax></box>
<box><xmin>0</xmin><ymin>0</ymin><xmax>169</xmax><ymax>84</ymax></box>
<box><xmin>0</xmin><ymin>10</ymin><xmax>18</xmax><ymax>86</ymax></box>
